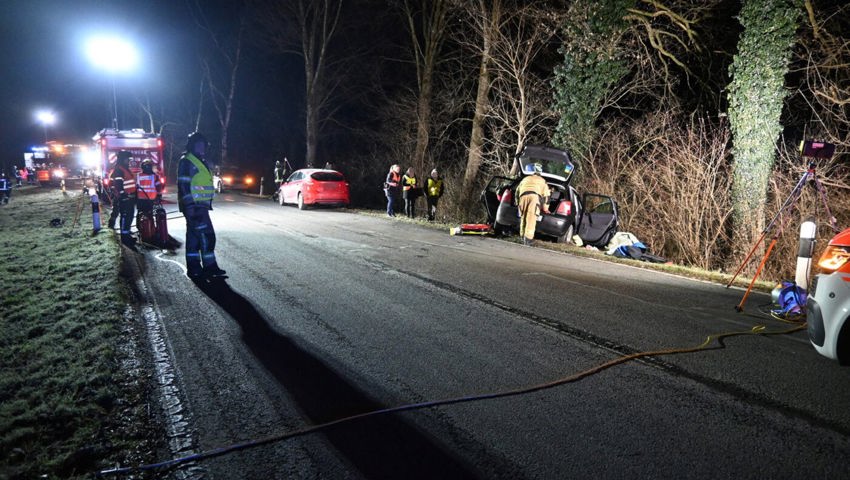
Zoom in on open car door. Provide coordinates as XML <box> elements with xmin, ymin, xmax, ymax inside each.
<box><xmin>577</xmin><ymin>193</ymin><xmax>619</xmax><ymax>248</ymax></box>
<box><xmin>481</xmin><ymin>176</ymin><xmax>515</xmax><ymax>223</ymax></box>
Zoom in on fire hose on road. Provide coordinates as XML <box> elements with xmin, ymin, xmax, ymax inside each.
<box><xmin>96</xmin><ymin>321</ymin><xmax>806</xmax><ymax>477</ymax></box>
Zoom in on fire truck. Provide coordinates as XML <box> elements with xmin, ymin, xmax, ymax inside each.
<box><xmin>92</xmin><ymin>128</ymin><xmax>165</xmax><ymax>200</ymax></box>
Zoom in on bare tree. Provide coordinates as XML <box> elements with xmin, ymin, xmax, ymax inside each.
<box><xmin>457</xmin><ymin>0</ymin><xmax>501</xmax><ymax>206</ymax></box>
<box><xmin>403</xmin><ymin>0</ymin><xmax>450</xmax><ymax>177</ymax></box>
<box><xmin>251</xmin><ymin>0</ymin><xmax>344</xmax><ymax>167</ymax></box>
<box><xmin>191</xmin><ymin>1</ymin><xmax>245</xmax><ymax>165</ymax></box>
<box><xmin>485</xmin><ymin>3</ymin><xmax>558</xmax><ymax>174</ymax></box>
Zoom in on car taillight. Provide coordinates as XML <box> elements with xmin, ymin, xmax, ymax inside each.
<box><xmin>499</xmin><ymin>188</ymin><xmax>513</xmax><ymax>204</ymax></box>
<box><xmin>817</xmin><ymin>245</ymin><xmax>850</xmax><ymax>273</ymax></box>
<box><xmin>556</xmin><ymin>200</ymin><xmax>571</xmax><ymax>215</ymax></box>
<box><xmin>245</xmin><ymin>177</ymin><xmax>254</xmax><ymax>185</ymax></box>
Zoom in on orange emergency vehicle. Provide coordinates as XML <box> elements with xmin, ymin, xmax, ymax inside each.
<box><xmin>92</xmin><ymin>128</ymin><xmax>165</xmax><ymax>200</ymax></box>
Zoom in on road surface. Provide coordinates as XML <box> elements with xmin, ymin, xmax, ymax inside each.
<box><xmin>123</xmin><ymin>192</ymin><xmax>850</xmax><ymax>479</ymax></box>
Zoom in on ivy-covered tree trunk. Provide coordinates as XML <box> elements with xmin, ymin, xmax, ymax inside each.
<box><xmin>551</xmin><ymin>0</ymin><xmax>631</xmax><ymax>158</ymax></box>
<box><xmin>727</xmin><ymin>0</ymin><xmax>800</xmax><ymax>247</ymax></box>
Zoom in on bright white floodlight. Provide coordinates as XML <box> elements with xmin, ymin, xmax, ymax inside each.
<box><xmin>37</xmin><ymin>111</ymin><xmax>56</xmax><ymax>126</ymax></box>
<box><xmin>85</xmin><ymin>36</ymin><xmax>139</xmax><ymax>73</ymax></box>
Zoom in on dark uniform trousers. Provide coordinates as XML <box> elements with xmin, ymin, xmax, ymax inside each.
<box><xmin>184</xmin><ymin>205</ymin><xmax>218</xmax><ymax>275</ymax></box>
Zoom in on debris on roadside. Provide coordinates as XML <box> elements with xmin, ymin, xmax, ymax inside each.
<box><xmin>604</xmin><ymin>231</ymin><xmax>668</xmax><ymax>263</ymax></box>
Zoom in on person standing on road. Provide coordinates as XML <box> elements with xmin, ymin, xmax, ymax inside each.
<box><xmin>402</xmin><ymin>167</ymin><xmax>419</xmax><ymax>219</ymax></box>
<box><xmin>0</xmin><ymin>172</ymin><xmax>11</xmax><ymax>204</ymax></box>
<box><xmin>384</xmin><ymin>164</ymin><xmax>402</xmax><ymax>217</ymax></box>
<box><xmin>516</xmin><ymin>163</ymin><xmax>549</xmax><ymax>246</ymax></box>
<box><xmin>272</xmin><ymin>160</ymin><xmax>284</xmax><ymax>199</ymax></box>
<box><xmin>178</xmin><ymin>132</ymin><xmax>227</xmax><ymax>280</ymax></box>
<box><xmin>425</xmin><ymin>168</ymin><xmax>444</xmax><ymax>222</ymax></box>
<box><xmin>110</xmin><ymin>150</ymin><xmax>138</xmax><ymax>247</ymax></box>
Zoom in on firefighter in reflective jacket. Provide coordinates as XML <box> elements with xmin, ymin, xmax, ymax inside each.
<box><xmin>516</xmin><ymin>163</ymin><xmax>549</xmax><ymax>246</ymax></box>
<box><xmin>178</xmin><ymin>132</ymin><xmax>226</xmax><ymax>280</ymax></box>
<box><xmin>136</xmin><ymin>159</ymin><xmax>163</xmax><ymax>212</ymax></box>
<box><xmin>110</xmin><ymin>150</ymin><xmax>137</xmax><ymax>246</ymax></box>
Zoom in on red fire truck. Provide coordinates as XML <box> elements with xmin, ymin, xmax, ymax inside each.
<box><xmin>92</xmin><ymin>128</ymin><xmax>165</xmax><ymax>199</ymax></box>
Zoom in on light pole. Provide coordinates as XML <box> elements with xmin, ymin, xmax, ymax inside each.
<box><xmin>85</xmin><ymin>36</ymin><xmax>139</xmax><ymax>129</ymax></box>
<box><xmin>36</xmin><ymin>111</ymin><xmax>56</xmax><ymax>142</ymax></box>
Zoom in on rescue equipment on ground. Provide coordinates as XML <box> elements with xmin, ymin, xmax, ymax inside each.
<box><xmin>771</xmin><ymin>281</ymin><xmax>807</xmax><ymax>316</ymax></box>
<box><xmin>450</xmin><ymin>224</ymin><xmax>493</xmax><ymax>236</ymax></box>
<box><xmin>728</xmin><ymin>141</ymin><xmax>839</xmax><ymax>312</ymax></box>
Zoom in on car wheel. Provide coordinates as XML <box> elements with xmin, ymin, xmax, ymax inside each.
<box><xmin>297</xmin><ymin>192</ymin><xmax>307</xmax><ymax>210</ymax></box>
<box><xmin>557</xmin><ymin>224</ymin><xmax>575</xmax><ymax>244</ymax></box>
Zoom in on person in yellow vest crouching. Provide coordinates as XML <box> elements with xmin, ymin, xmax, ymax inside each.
<box><xmin>177</xmin><ymin>132</ymin><xmax>227</xmax><ymax>280</ymax></box>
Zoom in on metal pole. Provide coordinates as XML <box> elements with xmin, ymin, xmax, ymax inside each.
<box><xmin>111</xmin><ymin>77</ymin><xmax>118</xmax><ymax>129</ymax></box>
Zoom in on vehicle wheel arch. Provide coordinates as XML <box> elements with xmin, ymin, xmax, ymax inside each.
<box><xmin>557</xmin><ymin>223</ymin><xmax>575</xmax><ymax>244</ymax></box>
<box><xmin>837</xmin><ymin>317</ymin><xmax>850</xmax><ymax>366</ymax></box>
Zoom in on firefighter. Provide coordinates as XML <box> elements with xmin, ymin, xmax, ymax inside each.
<box><xmin>384</xmin><ymin>164</ymin><xmax>402</xmax><ymax>217</ymax></box>
<box><xmin>425</xmin><ymin>168</ymin><xmax>444</xmax><ymax>221</ymax></box>
<box><xmin>136</xmin><ymin>159</ymin><xmax>163</xmax><ymax>219</ymax></box>
<box><xmin>110</xmin><ymin>150</ymin><xmax>137</xmax><ymax>246</ymax></box>
<box><xmin>178</xmin><ymin>132</ymin><xmax>226</xmax><ymax>280</ymax></box>
<box><xmin>516</xmin><ymin>163</ymin><xmax>549</xmax><ymax>246</ymax></box>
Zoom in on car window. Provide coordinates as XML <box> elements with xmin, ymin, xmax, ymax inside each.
<box><xmin>584</xmin><ymin>195</ymin><xmax>615</xmax><ymax>214</ymax></box>
<box><xmin>311</xmin><ymin>171</ymin><xmax>344</xmax><ymax>182</ymax></box>
<box><xmin>287</xmin><ymin>172</ymin><xmax>302</xmax><ymax>182</ymax></box>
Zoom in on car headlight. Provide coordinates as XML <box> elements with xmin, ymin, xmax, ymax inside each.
<box><xmin>245</xmin><ymin>177</ymin><xmax>254</xmax><ymax>185</ymax></box>
<box><xmin>222</xmin><ymin>176</ymin><xmax>234</xmax><ymax>184</ymax></box>
<box><xmin>53</xmin><ymin>169</ymin><xmax>65</xmax><ymax>178</ymax></box>
<box><xmin>817</xmin><ymin>245</ymin><xmax>850</xmax><ymax>273</ymax></box>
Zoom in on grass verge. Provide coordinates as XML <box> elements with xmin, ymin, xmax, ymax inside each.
<box><xmin>0</xmin><ymin>186</ymin><xmax>157</xmax><ymax>479</ymax></box>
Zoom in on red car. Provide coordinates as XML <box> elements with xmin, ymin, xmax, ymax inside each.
<box><xmin>278</xmin><ymin>168</ymin><xmax>350</xmax><ymax>210</ymax></box>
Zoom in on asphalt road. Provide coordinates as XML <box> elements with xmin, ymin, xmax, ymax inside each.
<box><xmin>126</xmin><ymin>191</ymin><xmax>850</xmax><ymax>479</ymax></box>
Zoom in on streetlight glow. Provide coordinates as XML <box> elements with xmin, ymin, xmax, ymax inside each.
<box><xmin>36</xmin><ymin>110</ymin><xmax>57</xmax><ymax>141</ymax></box>
<box><xmin>37</xmin><ymin>111</ymin><xmax>56</xmax><ymax>126</ymax></box>
<box><xmin>85</xmin><ymin>36</ymin><xmax>139</xmax><ymax>73</ymax></box>
<box><xmin>84</xmin><ymin>35</ymin><xmax>140</xmax><ymax>128</ymax></box>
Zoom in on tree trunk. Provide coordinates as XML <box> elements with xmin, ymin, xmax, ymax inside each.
<box><xmin>407</xmin><ymin>0</ymin><xmax>448</xmax><ymax>178</ymax></box>
<box><xmin>461</xmin><ymin>0</ymin><xmax>500</xmax><ymax>206</ymax></box>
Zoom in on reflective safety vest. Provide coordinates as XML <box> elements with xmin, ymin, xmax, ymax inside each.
<box><xmin>136</xmin><ymin>173</ymin><xmax>160</xmax><ymax>201</ymax></box>
<box><xmin>185</xmin><ymin>153</ymin><xmax>214</xmax><ymax>206</ymax></box>
<box><xmin>112</xmin><ymin>165</ymin><xmax>137</xmax><ymax>195</ymax></box>
<box><xmin>403</xmin><ymin>174</ymin><xmax>417</xmax><ymax>191</ymax></box>
<box><xmin>427</xmin><ymin>177</ymin><xmax>443</xmax><ymax>197</ymax></box>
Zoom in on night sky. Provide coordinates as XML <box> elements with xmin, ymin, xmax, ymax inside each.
<box><xmin>0</xmin><ymin>0</ymin><xmax>199</xmax><ymax>172</ymax></box>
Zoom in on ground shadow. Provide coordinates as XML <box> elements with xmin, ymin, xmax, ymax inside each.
<box><xmin>194</xmin><ymin>279</ymin><xmax>485</xmax><ymax>479</ymax></box>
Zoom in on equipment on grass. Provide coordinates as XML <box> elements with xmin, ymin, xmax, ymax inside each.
<box><xmin>728</xmin><ymin>140</ymin><xmax>839</xmax><ymax>312</ymax></box>
<box><xmin>450</xmin><ymin>224</ymin><xmax>493</xmax><ymax>236</ymax></box>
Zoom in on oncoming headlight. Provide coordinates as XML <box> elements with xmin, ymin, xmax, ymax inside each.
<box><xmin>53</xmin><ymin>169</ymin><xmax>65</xmax><ymax>178</ymax></box>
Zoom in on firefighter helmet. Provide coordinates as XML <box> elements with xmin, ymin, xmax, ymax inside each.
<box><xmin>141</xmin><ymin>158</ymin><xmax>154</xmax><ymax>173</ymax></box>
<box><xmin>185</xmin><ymin>131</ymin><xmax>208</xmax><ymax>155</ymax></box>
